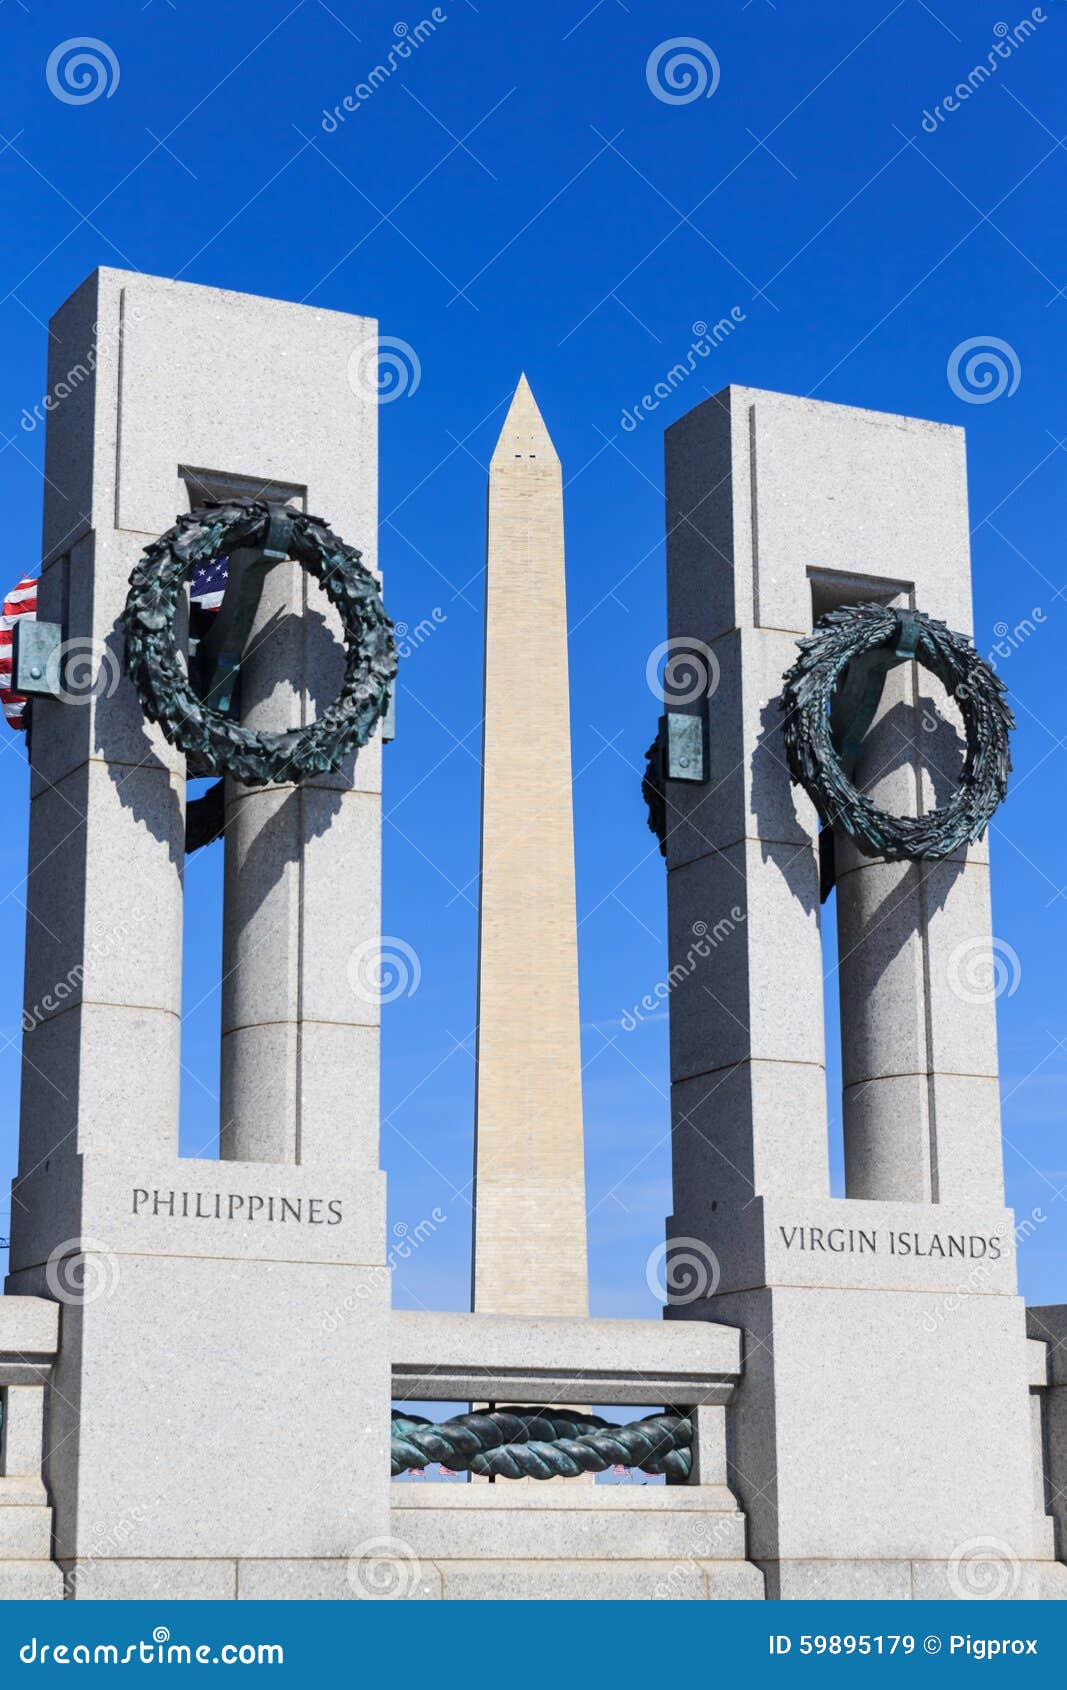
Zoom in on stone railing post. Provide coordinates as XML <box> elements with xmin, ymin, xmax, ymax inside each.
<box><xmin>0</xmin><ymin>1298</ymin><xmax>62</xmax><ymax>1598</ymax></box>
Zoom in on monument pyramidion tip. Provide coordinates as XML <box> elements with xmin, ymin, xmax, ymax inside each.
<box><xmin>490</xmin><ymin>373</ymin><xmax>560</xmax><ymax>468</ymax></box>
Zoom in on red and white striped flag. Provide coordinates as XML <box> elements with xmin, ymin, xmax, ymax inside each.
<box><xmin>0</xmin><ymin>576</ymin><xmax>38</xmax><ymax>729</ymax></box>
<box><xmin>0</xmin><ymin>558</ymin><xmax>228</xmax><ymax>734</ymax></box>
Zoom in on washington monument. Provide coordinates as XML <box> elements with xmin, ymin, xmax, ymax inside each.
<box><xmin>471</xmin><ymin>376</ymin><xmax>589</xmax><ymax>1318</ymax></box>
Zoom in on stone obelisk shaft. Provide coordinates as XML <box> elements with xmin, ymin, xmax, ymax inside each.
<box><xmin>472</xmin><ymin>377</ymin><xmax>589</xmax><ymax>1318</ymax></box>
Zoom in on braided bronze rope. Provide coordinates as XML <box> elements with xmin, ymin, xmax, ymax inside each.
<box><xmin>391</xmin><ymin>1406</ymin><xmax>692</xmax><ymax>1480</ymax></box>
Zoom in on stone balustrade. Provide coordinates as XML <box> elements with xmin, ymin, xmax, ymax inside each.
<box><xmin>1027</xmin><ymin>1307</ymin><xmax>1067</xmax><ymax>1569</ymax></box>
<box><xmin>388</xmin><ymin>1309</ymin><xmax>760</xmax><ymax>1597</ymax></box>
<box><xmin>391</xmin><ymin>1307</ymin><xmax>741</xmax><ymax>1404</ymax></box>
<box><xmin>391</xmin><ymin>1308</ymin><xmax>741</xmax><ymax>1481</ymax></box>
<box><xmin>0</xmin><ymin>1297</ymin><xmax>62</xmax><ymax>1599</ymax></box>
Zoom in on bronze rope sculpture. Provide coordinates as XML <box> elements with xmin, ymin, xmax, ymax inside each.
<box><xmin>391</xmin><ymin>1406</ymin><xmax>693</xmax><ymax>1480</ymax></box>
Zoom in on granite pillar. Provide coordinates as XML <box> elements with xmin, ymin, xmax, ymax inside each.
<box><xmin>6</xmin><ymin>269</ymin><xmax>390</xmax><ymax>1597</ymax></box>
<box><xmin>661</xmin><ymin>386</ymin><xmax>1061</xmax><ymax>1599</ymax></box>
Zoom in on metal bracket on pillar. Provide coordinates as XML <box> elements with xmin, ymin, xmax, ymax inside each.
<box><xmin>664</xmin><ymin>709</ymin><xmax>708</xmax><ymax>783</ymax></box>
<box><xmin>642</xmin><ymin>707</ymin><xmax>708</xmax><ymax>857</ymax></box>
<box><xmin>381</xmin><ymin>680</ymin><xmax>396</xmax><ymax>744</ymax></box>
<box><xmin>12</xmin><ymin>619</ymin><xmax>65</xmax><ymax>699</ymax></box>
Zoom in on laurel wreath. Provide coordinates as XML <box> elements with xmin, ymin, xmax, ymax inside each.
<box><xmin>780</xmin><ymin>603</ymin><xmax>1013</xmax><ymax>861</ymax></box>
<box><xmin>123</xmin><ymin>500</ymin><xmax>396</xmax><ymax>787</ymax></box>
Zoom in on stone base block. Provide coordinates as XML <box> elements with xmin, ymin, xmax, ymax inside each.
<box><xmin>63</xmin><ymin>1558</ymin><xmax>442</xmax><ymax>1601</ymax></box>
<box><xmin>62</xmin><ymin>1560</ymin><xmax>238</xmax><ymax>1600</ymax></box>
<box><xmin>1038</xmin><ymin>1562</ymin><xmax>1067</xmax><ymax>1600</ymax></box>
<box><xmin>0</xmin><ymin>1508</ymin><xmax>53</xmax><ymax>1558</ymax></box>
<box><xmin>393</xmin><ymin>1484</ymin><xmax>746</xmax><ymax>1562</ymax></box>
<box><xmin>428</xmin><ymin>1558</ymin><xmax>763</xmax><ymax>1600</ymax></box>
<box><xmin>702</xmin><ymin>1283</ymin><xmax>1038</xmax><ymax>1579</ymax></box>
<box><xmin>9</xmin><ymin>1237</ymin><xmax>392</xmax><ymax>1567</ymax></box>
<box><xmin>764</xmin><ymin>1558</ymin><xmax>1066</xmax><ymax>1601</ymax></box>
<box><xmin>236</xmin><ymin>1558</ymin><xmax>440</xmax><ymax>1601</ymax></box>
<box><xmin>0</xmin><ymin>1561</ymin><xmax>63</xmax><ymax>1600</ymax></box>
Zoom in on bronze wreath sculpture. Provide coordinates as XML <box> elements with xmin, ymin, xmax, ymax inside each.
<box><xmin>123</xmin><ymin>499</ymin><xmax>396</xmax><ymax>788</ymax></box>
<box><xmin>780</xmin><ymin>603</ymin><xmax>1013</xmax><ymax>862</ymax></box>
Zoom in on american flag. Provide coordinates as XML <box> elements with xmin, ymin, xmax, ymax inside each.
<box><xmin>1</xmin><ymin>576</ymin><xmax>38</xmax><ymax>729</ymax></box>
<box><xmin>1</xmin><ymin>559</ymin><xmax>228</xmax><ymax>731</ymax></box>
<box><xmin>190</xmin><ymin>554</ymin><xmax>229</xmax><ymax>613</ymax></box>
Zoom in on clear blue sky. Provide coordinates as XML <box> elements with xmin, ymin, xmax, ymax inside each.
<box><xmin>1</xmin><ymin>0</ymin><xmax>1065</xmax><ymax>1317</ymax></box>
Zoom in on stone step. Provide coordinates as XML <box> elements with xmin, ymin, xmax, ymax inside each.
<box><xmin>392</xmin><ymin>1484</ymin><xmax>747</xmax><ymax>1562</ymax></box>
<box><xmin>419</xmin><ymin>1558</ymin><xmax>764</xmax><ymax>1600</ymax></box>
<box><xmin>0</xmin><ymin>1507</ymin><xmax>54</xmax><ymax>1559</ymax></box>
<box><xmin>0</xmin><ymin>1560</ymin><xmax>63</xmax><ymax>1600</ymax></box>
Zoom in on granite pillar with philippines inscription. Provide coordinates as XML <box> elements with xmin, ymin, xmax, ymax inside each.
<box><xmin>659</xmin><ymin>385</ymin><xmax>1064</xmax><ymax>1600</ymax></box>
<box><xmin>5</xmin><ymin>269</ymin><xmax>391</xmax><ymax>1599</ymax></box>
